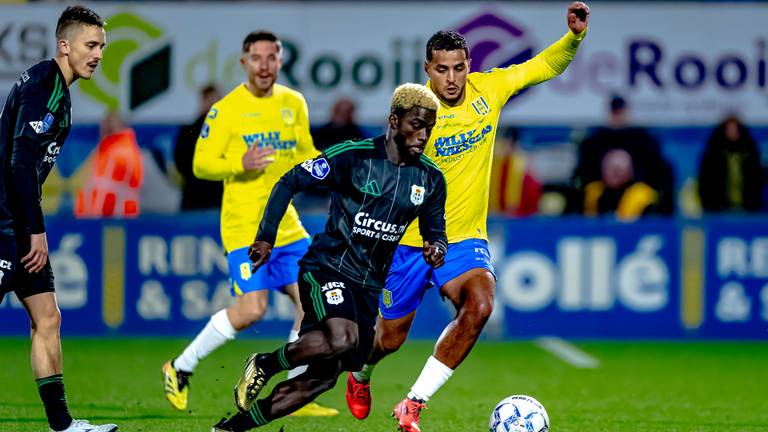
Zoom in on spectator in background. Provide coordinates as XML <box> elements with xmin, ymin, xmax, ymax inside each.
<box><xmin>489</xmin><ymin>126</ymin><xmax>541</xmax><ymax>216</ymax></box>
<box><xmin>572</xmin><ymin>94</ymin><xmax>675</xmax><ymax>214</ymax></box>
<box><xmin>99</xmin><ymin>110</ymin><xmax>127</xmax><ymax>139</ymax></box>
<box><xmin>174</xmin><ymin>84</ymin><xmax>223</xmax><ymax>210</ymax></box>
<box><xmin>312</xmin><ymin>97</ymin><xmax>365</xmax><ymax>150</ymax></box>
<box><xmin>582</xmin><ymin>148</ymin><xmax>660</xmax><ymax>220</ymax></box>
<box><xmin>698</xmin><ymin>115</ymin><xmax>763</xmax><ymax>212</ymax></box>
<box><xmin>76</xmin><ymin>110</ymin><xmax>143</xmax><ymax>218</ymax></box>
<box><xmin>295</xmin><ymin>97</ymin><xmax>367</xmax><ymax>212</ymax></box>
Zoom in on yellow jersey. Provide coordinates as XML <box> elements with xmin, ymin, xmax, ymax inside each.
<box><xmin>401</xmin><ymin>30</ymin><xmax>586</xmax><ymax>247</ymax></box>
<box><xmin>193</xmin><ymin>83</ymin><xmax>318</xmax><ymax>252</ymax></box>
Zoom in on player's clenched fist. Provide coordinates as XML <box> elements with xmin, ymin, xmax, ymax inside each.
<box><xmin>248</xmin><ymin>240</ymin><xmax>273</xmax><ymax>272</ymax></box>
<box><xmin>422</xmin><ymin>240</ymin><xmax>446</xmax><ymax>269</ymax></box>
<box><xmin>242</xmin><ymin>143</ymin><xmax>276</xmax><ymax>172</ymax></box>
<box><xmin>567</xmin><ymin>1</ymin><xmax>589</xmax><ymax>34</ymax></box>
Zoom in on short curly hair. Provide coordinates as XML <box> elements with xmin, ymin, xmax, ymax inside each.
<box><xmin>390</xmin><ymin>83</ymin><xmax>439</xmax><ymax>116</ymax></box>
<box><xmin>56</xmin><ymin>6</ymin><xmax>105</xmax><ymax>39</ymax></box>
<box><xmin>426</xmin><ymin>30</ymin><xmax>468</xmax><ymax>61</ymax></box>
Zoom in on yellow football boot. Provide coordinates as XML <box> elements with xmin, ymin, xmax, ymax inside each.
<box><xmin>290</xmin><ymin>401</ymin><xmax>340</xmax><ymax>417</ymax></box>
<box><xmin>235</xmin><ymin>353</ymin><xmax>268</xmax><ymax>413</ymax></box>
<box><xmin>162</xmin><ymin>360</ymin><xmax>192</xmax><ymax>411</ymax></box>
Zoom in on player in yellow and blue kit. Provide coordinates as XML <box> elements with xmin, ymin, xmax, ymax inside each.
<box><xmin>162</xmin><ymin>31</ymin><xmax>337</xmax><ymax>418</ymax></box>
<box><xmin>345</xmin><ymin>3</ymin><xmax>590</xmax><ymax>431</ymax></box>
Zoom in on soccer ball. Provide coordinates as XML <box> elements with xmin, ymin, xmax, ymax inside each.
<box><xmin>490</xmin><ymin>395</ymin><xmax>550</xmax><ymax>432</ymax></box>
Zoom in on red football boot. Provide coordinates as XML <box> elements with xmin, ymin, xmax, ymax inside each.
<box><xmin>392</xmin><ymin>397</ymin><xmax>427</xmax><ymax>432</ymax></box>
<box><xmin>345</xmin><ymin>372</ymin><xmax>372</xmax><ymax>419</ymax></box>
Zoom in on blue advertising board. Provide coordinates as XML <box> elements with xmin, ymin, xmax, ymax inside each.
<box><xmin>698</xmin><ymin>219</ymin><xmax>768</xmax><ymax>338</ymax></box>
<box><xmin>492</xmin><ymin>218</ymin><xmax>681</xmax><ymax>338</ymax></box>
<box><xmin>1</xmin><ymin>215</ymin><xmax>767</xmax><ymax>339</ymax></box>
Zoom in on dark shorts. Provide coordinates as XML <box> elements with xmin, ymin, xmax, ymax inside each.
<box><xmin>0</xmin><ymin>231</ymin><xmax>55</xmax><ymax>305</ymax></box>
<box><xmin>297</xmin><ymin>267</ymin><xmax>378</xmax><ymax>371</ymax></box>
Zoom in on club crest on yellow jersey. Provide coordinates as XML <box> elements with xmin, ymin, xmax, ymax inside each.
<box><xmin>281</xmin><ymin>107</ymin><xmax>295</xmax><ymax>125</ymax></box>
<box><xmin>471</xmin><ymin>96</ymin><xmax>490</xmax><ymax>116</ymax></box>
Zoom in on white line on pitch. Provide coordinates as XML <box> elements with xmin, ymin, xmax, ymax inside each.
<box><xmin>535</xmin><ymin>336</ymin><xmax>600</xmax><ymax>369</ymax></box>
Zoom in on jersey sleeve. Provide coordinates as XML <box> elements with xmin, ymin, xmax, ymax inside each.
<box><xmin>9</xmin><ymin>81</ymin><xmax>56</xmax><ymax>234</ymax></box>
<box><xmin>256</xmin><ymin>152</ymin><xmax>345</xmax><ymax>245</ymax></box>
<box><xmin>418</xmin><ymin>168</ymin><xmax>448</xmax><ymax>253</ymax></box>
<box><xmin>484</xmin><ymin>29</ymin><xmax>586</xmax><ymax>108</ymax></box>
<box><xmin>293</xmin><ymin>94</ymin><xmax>320</xmax><ymax>163</ymax></box>
<box><xmin>192</xmin><ymin>104</ymin><xmax>244</xmax><ymax>180</ymax></box>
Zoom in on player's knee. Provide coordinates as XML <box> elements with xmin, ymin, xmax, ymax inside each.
<box><xmin>466</xmin><ymin>291</ymin><xmax>494</xmax><ymax>324</ymax></box>
<box><xmin>327</xmin><ymin>334</ymin><xmax>357</xmax><ymax>356</ymax></box>
<box><xmin>228</xmin><ymin>311</ymin><xmax>259</xmax><ymax>330</ymax></box>
<box><xmin>378</xmin><ymin>330</ymin><xmax>406</xmax><ymax>354</ymax></box>
<box><xmin>31</xmin><ymin>309</ymin><xmax>61</xmax><ymax>336</ymax></box>
<box><xmin>244</xmin><ymin>305</ymin><xmax>267</xmax><ymax>324</ymax></box>
<box><xmin>326</xmin><ymin>326</ymin><xmax>358</xmax><ymax>356</ymax></box>
<box><xmin>231</xmin><ymin>297</ymin><xmax>268</xmax><ymax>328</ymax></box>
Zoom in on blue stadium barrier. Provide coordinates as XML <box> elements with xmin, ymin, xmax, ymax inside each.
<box><xmin>1</xmin><ymin>214</ymin><xmax>767</xmax><ymax>339</ymax></box>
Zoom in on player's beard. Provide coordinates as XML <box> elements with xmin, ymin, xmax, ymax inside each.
<box><xmin>438</xmin><ymin>87</ymin><xmax>463</xmax><ymax>106</ymax></box>
<box><xmin>251</xmin><ymin>74</ymin><xmax>276</xmax><ymax>94</ymax></box>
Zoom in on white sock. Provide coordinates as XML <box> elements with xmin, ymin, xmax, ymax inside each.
<box><xmin>407</xmin><ymin>356</ymin><xmax>454</xmax><ymax>402</ymax></box>
<box><xmin>173</xmin><ymin>309</ymin><xmax>237</xmax><ymax>373</ymax></box>
<box><xmin>286</xmin><ymin>329</ymin><xmax>307</xmax><ymax>379</ymax></box>
<box><xmin>352</xmin><ymin>363</ymin><xmax>377</xmax><ymax>383</ymax></box>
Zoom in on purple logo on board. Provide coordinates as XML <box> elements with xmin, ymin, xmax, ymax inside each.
<box><xmin>455</xmin><ymin>12</ymin><xmax>536</xmax><ymax>102</ymax></box>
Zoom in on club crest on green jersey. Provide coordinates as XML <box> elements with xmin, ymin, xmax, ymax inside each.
<box><xmin>411</xmin><ymin>185</ymin><xmax>425</xmax><ymax>205</ymax></box>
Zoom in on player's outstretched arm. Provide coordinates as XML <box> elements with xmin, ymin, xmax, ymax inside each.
<box><xmin>523</xmin><ymin>1</ymin><xmax>589</xmax><ymax>83</ymax></box>
<box><xmin>494</xmin><ymin>1</ymin><xmax>589</xmax><ymax>100</ymax></box>
<box><xmin>567</xmin><ymin>1</ymin><xmax>589</xmax><ymax>35</ymax></box>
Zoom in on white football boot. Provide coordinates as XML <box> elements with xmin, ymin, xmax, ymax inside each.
<box><xmin>50</xmin><ymin>419</ymin><xmax>118</xmax><ymax>432</ymax></box>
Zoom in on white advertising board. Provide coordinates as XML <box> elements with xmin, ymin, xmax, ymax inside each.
<box><xmin>0</xmin><ymin>2</ymin><xmax>766</xmax><ymax>125</ymax></box>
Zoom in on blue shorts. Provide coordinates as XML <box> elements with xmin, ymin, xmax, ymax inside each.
<box><xmin>227</xmin><ymin>239</ymin><xmax>309</xmax><ymax>296</ymax></box>
<box><xmin>379</xmin><ymin>238</ymin><xmax>495</xmax><ymax>320</ymax></box>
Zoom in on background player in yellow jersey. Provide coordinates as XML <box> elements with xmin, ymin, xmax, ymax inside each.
<box><xmin>346</xmin><ymin>3</ymin><xmax>590</xmax><ymax>431</ymax></box>
<box><xmin>162</xmin><ymin>30</ymin><xmax>337</xmax><ymax>418</ymax></box>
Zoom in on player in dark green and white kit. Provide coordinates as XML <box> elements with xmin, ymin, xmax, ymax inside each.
<box><xmin>212</xmin><ymin>83</ymin><xmax>447</xmax><ymax>432</ymax></box>
<box><xmin>0</xmin><ymin>6</ymin><xmax>117</xmax><ymax>432</ymax></box>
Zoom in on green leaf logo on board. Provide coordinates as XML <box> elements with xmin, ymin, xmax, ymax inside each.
<box><xmin>79</xmin><ymin>12</ymin><xmax>172</xmax><ymax>112</ymax></box>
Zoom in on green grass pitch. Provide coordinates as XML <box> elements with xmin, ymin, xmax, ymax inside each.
<box><xmin>0</xmin><ymin>338</ymin><xmax>766</xmax><ymax>431</ymax></box>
